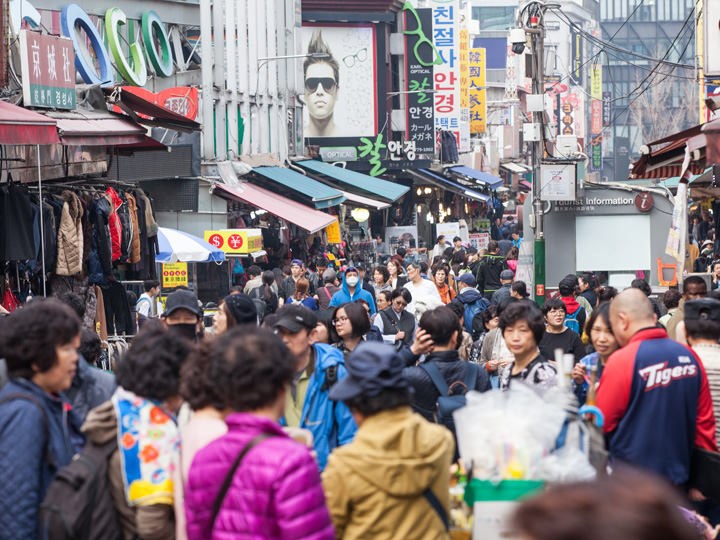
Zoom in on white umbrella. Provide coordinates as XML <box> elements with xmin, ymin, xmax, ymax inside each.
<box><xmin>156</xmin><ymin>227</ymin><xmax>225</xmax><ymax>263</ymax></box>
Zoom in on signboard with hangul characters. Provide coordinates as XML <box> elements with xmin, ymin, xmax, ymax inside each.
<box><xmin>431</xmin><ymin>0</ymin><xmax>460</xmax><ymax>149</ymax></box>
<box><xmin>19</xmin><ymin>30</ymin><xmax>76</xmax><ymax>109</ymax></box>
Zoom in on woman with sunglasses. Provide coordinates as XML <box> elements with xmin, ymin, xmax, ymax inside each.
<box><xmin>304</xmin><ymin>31</ymin><xmax>341</xmax><ymax>137</ymax></box>
<box><xmin>331</xmin><ymin>303</ymin><xmax>372</xmax><ymax>359</ymax></box>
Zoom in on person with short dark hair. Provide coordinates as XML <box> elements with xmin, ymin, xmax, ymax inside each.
<box><xmin>667</xmin><ymin>275</ymin><xmax>708</xmax><ymax>341</ymax></box>
<box><xmin>404</xmin><ymin>307</ymin><xmax>490</xmax><ymax>439</ymax></box>
<box><xmin>373</xmin><ymin>288</ymin><xmax>416</xmax><ymax>346</ymax></box>
<box><xmin>597</xmin><ymin>288</ymin><xmax>716</xmax><ymax>486</ymax></box>
<box><xmin>446</xmin><ymin>301</ymin><xmax>474</xmax><ymax>361</ymax></box>
<box><xmin>659</xmin><ymin>289</ymin><xmax>682</xmax><ymax>328</ymax></box>
<box><xmin>572</xmin><ymin>303</ymin><xmax>618</xmax><ymax>405</ymax></box>
<box><xmin>331</xmin><ymin>303</ymin><xmax>372</xmax><ymax>357</ymax></box>
<box><xmin>371</xmin><ymin>265</ymin><xmax>391</xmax><ymax>299</ymax></box>
<box><xmin>431</xmin><ymin>234</ymin><xmax>448</xmax><ymax>260</ymax></box>
<box><xmin>213</xmin><ymin>293</ymin><xmax>258</xmax><ymax>334</ymax></box>
<box><xmin>453</xmin><ymin>236</ymin><xmax>463</xmax><ymax>251</ymax></box>
<box><xmin>279</xmin><ymin>259</ymin><xmax>316</xmax><ymax>307</ymax></box>
<box><xmin>323</xmin><ymin>342</ymin><xmax>454</xmax><ymax>539</ymax></box>
<box><xmin>597</xmin><ymin>286</ymin><xmax>618</xmax><ymax>303</ymax></box>
<box><xmin>375</xmin><ymin>289</ymin><xmax>392</xmax><ymax>313</ymax></box>
<box><xmin>498</xmin><ymin>300</ymin><xmax>557</xmax><ymax>390</ymax></box>
<box><xmin>538</xmin><ymin>298</ymin><xmax>586</xmax><ymax>364</ymax></box>
<box><xmin>243</xmin><ymin>265</ymin><xmax>264</xmax><ymax>294</ymax></box>
<box><xmin>162</xmin><ymin>289</ymin><xmax>204</xmax><ymax>341</ymax></box>
<box><xmin>558</xmin><ymin>275</ymin><xmax>587</xmax><ymax>333</ymax></box>
<box><xmin>185</xmin><ymin>328</ymin><xmax>334</xmax><ymax>539</ymax></box>
<box><xmin>711</xmin><ymin>261</ymin><xmax>720</xmax><ymax>290</ymax></box>
<box><xmin>475</xmin><ymin>239</ymin><xmax>508</xmax><ymax>300</ymax></box>
<box><xmin>83</xmin><ymin>326</ymin><xmax>193</xmax><ymax>540</ymax></box>
<box><xmin>469</xmin><ymin>305</ymin><xmax>500</xmax><ymax>364</ymax></box>
<box><xmin>578</xmin><ymin>272</ymin><xmax>599</xmax><ymax>308</ymax></box>
<box><xmin>137</xmin><ymin>279</ymin><xmax>161</xmax><ymax>318</ymax></box>
<box><xmin>510</xmin><ymin>280</ymin><xmax>529</xmax><ymax>299</ymax></box>
<box><xmin>684</xmin><ymin>298</ymin><xmax>720</xmax><ymax>448</ymax></box>
<box><xmin>0</xmin><ymin>299</ymin><xmax>83</xmax><ymax>540</ymax></box>
<box><xmin>432</xmin><ymin>264</ymin><xmax>456</xmax><ymax>305</ymax></box>
<box><xmin>274</xmin><ymin>305</ymin><xmax>357</xmax><ymax>470</ymax></box>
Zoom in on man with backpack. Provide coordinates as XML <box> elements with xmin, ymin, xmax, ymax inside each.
<box><xmin>316</xmin><ymin>269</ymin><xmax>341</xmax><ymax>313</ymax></box>
<box><xmin>558</xmin><ymin>275</ymin><xmax>586</xmax><ymax>334</ymax></box>
<box><xmin>404</xmin><ymin>307</ymin><xmax>490</xmax><ymax>454</ymax></box>
<box><xmin>452</xmin><ymin>273</ymin><xmax>490</xmax><ymax>340</ymax></box>
<box><xmin>475</xmin><ymin>240</ymin><xmax>508</xmax><ymax>301</ymax></box>
<box><xmin>274</xmin><ymin>305</ymin><xmax>357</xmax><ymax>470</ymax></box>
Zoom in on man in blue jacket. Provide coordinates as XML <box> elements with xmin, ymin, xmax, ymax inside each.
<box><xmin>274</xmin><ymin>305</ymin><xmax>357</xmax><ymax>470</ymax></box>
<box><xmin>329</xmin><ymin>266</ymin><xmax>377</xmax><ymax>314</ymax></box>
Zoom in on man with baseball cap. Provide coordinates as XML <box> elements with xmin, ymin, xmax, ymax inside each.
<box><xmin>322</xmin><ymin>342</ymin><xmax>454</xmax><ymax>539</ymax></box>
<box><xmin>491</xmin><ymin>269</ymin><xmax>515</xmax><ymax>307</ymax></box>
<box><xmin>279</xmin><ymin>259</ymin><xmax>316</xmax><ymax>307</ymax></box>
<box><xmin>162</xmin><ymin>289</ymin><xmax>203</xmax><ymax>341</ymax></box>
<box><xmin>452</xmin><ymin>273</ymin><xmax>490</xmax><ymax>339</ymax></box>
<box><xmin>274</xmin><ymin>304</ymin><xmax>356</xmax><ymax>470</ymax></box>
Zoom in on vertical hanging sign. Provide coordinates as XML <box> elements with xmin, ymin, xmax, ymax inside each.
<box><xmin>403</xmin><ymin>4</ymin><xmax>436</xmax><ymax>156</ymax></box>
<box><xmin>431</xmin><ymin>0</ymin><xmax>460</xmax><ymax>149</ymax></box>
<box><xmin>458</xmin><ymin>28</ymin><xmax>470</xmax><ymax>152</ymax></box>
<box><xmin>469</xmin><ymin>48</ymin><xmax>486</xmax><ymax>133</ymax></box>
<box><xmin>570</xmin><ymin>29</ymin><xmax>583</xmax><ymax>85</ymax></box>
<box><xmin>19</xmin><ymin>30</ymin><xmax>76</xmax><ymax>109</ymax></box>
<box><xmin>590</xmin><ymin>64</ymin><xmax>603</xmax><ymax>171</ymax></box>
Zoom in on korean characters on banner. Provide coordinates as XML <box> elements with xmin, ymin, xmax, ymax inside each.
<box><xmin>590</xmin><ymin>65</ymin><xmax>603</xmax><ymax>172</ymax></box>
<box><xmin>403</xmin><ymin>4</ymin><xmax>436</xmax><ymax>156</ymax></box>
<box><xmin>559</xmin><ymin>88</ymin><xmax>585</xmax><ymax>145</ymax></box>
<box><xmin>431</xmin><ymin>0</ymin><xmax>461</xmax><ymax>149</ymax></box>
<box><xmin>458</xmin><ymin>29</ymin><xmax>470</xmax><ymax>152</ymax></box>
<box><xmin>19</xmin><ymin>31</ymin><xmax>76</xmax><ymax>109</ymax></box>
<box><xmin>469</xmin><ymin>48</ymin><xmax>487</xmax><ymax>134</ymax></box>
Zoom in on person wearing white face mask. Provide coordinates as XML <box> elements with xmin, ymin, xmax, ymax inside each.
<box><xmin>328</xmin><ymin>267</ymin><xmax>377</xmax><ymax>314</ymax></box>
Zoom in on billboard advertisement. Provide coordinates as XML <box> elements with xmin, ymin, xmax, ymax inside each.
<box><xmin>302</xmin><ymin>25</ymin><xmax>377</xmax><ymax>138</ymax></box>
<box><xmin>431</xmin><ymin>0</ymin><xmax>460</xmax><ymax>148</ymax></box>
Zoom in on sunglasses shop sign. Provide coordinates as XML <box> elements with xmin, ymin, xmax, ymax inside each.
<box><xmin>11</xmin><ymin>0</ymin><xmax>182</xmax><ymax>88</ymax></box>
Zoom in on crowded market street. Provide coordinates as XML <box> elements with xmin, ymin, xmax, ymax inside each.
<box><xmin>2</xmin><ymin>0</ymin><xmax>720</xmax><ymax>538</ymax></box>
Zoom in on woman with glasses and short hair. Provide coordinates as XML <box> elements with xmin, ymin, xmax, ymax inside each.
<box><xmin>372</xmin><ymin>289</ymin><xmax>416</xmax><ymax>347</ymax></box>
<box><xmin>330</xmin><ymin>303</ymin><xmax>372</xmax><ymax>358</ymax></box>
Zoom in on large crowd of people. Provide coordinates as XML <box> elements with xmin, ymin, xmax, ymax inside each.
<box><xmin>3</xmin><ymin>227</ymin><xmax>720</xmax><ymax>539</ymax></box>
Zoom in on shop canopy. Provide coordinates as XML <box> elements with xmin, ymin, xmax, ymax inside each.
<box><xmin>410</xmin><ymin>169</ymin><xmax>490</xmax><ymax>202</ymax></box>
<box><xmin>253</xmin><ymin>166</ymin><xmax>345</xmax><ymax>209</ymax></box>
<box><xmin>0</xmin><ymin>100</ymin><xmax>60</xmax><ymax>144</ymax></box>
<box><xmin>213</xmin><ymin>182</ymin><xmax>337</xmax><ymax>234</ymax></box>
<box><xmin>295</xmin><ymin>159</ymin><xmax>410</xmax><ymax>202</ymax></box>
<box><xmin>501</xmin><ymin>162</ymin><xmax>531</xmax><ymax>174</ymax></box>
<box><xmin>448</xmin><ymin>166</ymin><xmax>504</xmax><ymax>189</ymax></box>
<box><xmin>630</xmin><ymin>122</ymin><xmax>709</xmax><ymax>179</ymax></box>
<box><xmin>339</xmin><ymin>190</ymin><xmax>391</xmax><ymax>210</ymax></box>
<box><xmin>44</xmin><ymin>110</ymin><xmax>166</xmax><ymax>149</ymax></box>
<box><xmin>103</xmin><ymin>86</ymin><xmax>201</xmax><ymax>133</ymax></box>
<box><xmin>157</xmin><ymin>227</ymin><xmax>226</xmax><ymax>263</ymax></box>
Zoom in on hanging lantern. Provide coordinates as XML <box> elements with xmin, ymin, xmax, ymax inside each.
<box><xmin>351</xmin><ymin>207</ymin><xmax>370</xmax><ymax>222</ymax></box>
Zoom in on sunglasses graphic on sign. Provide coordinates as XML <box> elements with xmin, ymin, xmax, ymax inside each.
<box><xmin>343</xmin><ymin>48</ymin><xmax>367</xmax><ymax>68</ymax></box>
<box><xmin>305</xmin><ymin>77</ymin><xmax>337</xmax><ymax>92</ymax></box>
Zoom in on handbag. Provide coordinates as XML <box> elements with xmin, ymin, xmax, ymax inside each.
<box><xmin>688</xmin><ymin>446</ymin><xmax>720</xmax><ymax>500</ymax></box>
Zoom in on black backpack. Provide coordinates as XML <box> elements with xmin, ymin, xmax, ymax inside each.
<box><xmin>249</xmin><ymin>287</ymin><xmax>268</xmax><ymax>319</ymax></box>
<box><xmin>39</xmin><ymin>437</ymin><xmax>122</xmax><ymax>540</ymax></box>
<box><xmin>420</xmin><ymin>361</ymin><xmax>478</xmax><ymax>435</ymax></box>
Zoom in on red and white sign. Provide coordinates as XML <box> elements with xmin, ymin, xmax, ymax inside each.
<box><xmin>112</xmin><ymin>86</ymin><xmax>199</xmax><ymax>120</ymax></box>
<box><xmin>208</xmin><ymin>233</ymin><xmax>224</xmax><ymax>248</ymax></box>
<box><xmin>635</xmin><ymin>193</ymin><xmax>654</xmax><ymax>212</ymax></box>
<box><xmin>19</xmin><ymin>30</ymin><xmax>76</xmax><ymax>109</ymax></box>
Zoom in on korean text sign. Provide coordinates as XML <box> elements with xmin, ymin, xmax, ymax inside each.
<box><xmin>404</xmin><ymin>6</ymin><xmax>436</xmax><ymax>155</ymax></box>
<box><xmin>162</xmin><ymin>263</ymin><xmax>188</xmax><ymax>288</ymax></box>
<box><xmin>431</xmin><ymin>0</ymin><xmax>460</xmax><ymax>148</ymax></box>
<box><xmin>19</xmin><ymin>31</ymin><xmax>76</xmax><ymax>109</ymax></box>
<box><xmin>469</xmin><ymin>48</ymin><xmax>487</xmax><ymax>133</ymax></box>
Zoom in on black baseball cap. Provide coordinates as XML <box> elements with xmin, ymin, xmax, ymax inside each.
<box><xmin>274</xmin><ymin>304</ymin><xmax>318</xmax><ymax>333</ymax></box>
<box><xmin>163</xmin><ymin>289</ymin><xmax>203</xmax><ymax>318</ymax></box>
<box><xmin>328</xmin><ymin>342</ymin><xmax>409</xmax><ymax>401</ymax></box>
<box><xmin>685</xmin><ymin>298</ymin><xmax>720</xmax><ymax>321</ymax></box>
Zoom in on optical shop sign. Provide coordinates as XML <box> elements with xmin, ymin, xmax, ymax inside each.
<box><xmin>19</xmin><ymin>31</ymin><xmax>76</xmax><ymax>109</ymax></box>
<box><xmin>12</xmin><ymin>0</ymin><xmax>180</xmax><ymax>87</ymax></box>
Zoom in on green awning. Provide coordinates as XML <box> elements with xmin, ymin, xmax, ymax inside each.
<box><xmin>253</xmin><ymin>166</ymin><xmax>345</xmax><ymax>209</ymax></box>
<box><xmin>296</xmin><ymin>160</ymin><xmax>410</xmax><ymax>202</ymax></box>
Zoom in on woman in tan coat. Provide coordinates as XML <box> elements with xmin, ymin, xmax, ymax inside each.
<box><xmin>322</xmin><ymin>342</ymin><xmax>454</xmax><ymax>540</ymax></box>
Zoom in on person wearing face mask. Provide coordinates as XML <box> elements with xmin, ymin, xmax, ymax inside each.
<box><xmin>162</xmin><ymin>289</ymin><xmax>204</xmax><ymax>342</ymax></box>
<box><xmin>329</xmin><ymin>267</ymin><xmax>376</xmax><ymax>315</ymax></box>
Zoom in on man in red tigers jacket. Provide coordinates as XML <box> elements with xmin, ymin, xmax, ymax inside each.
<box><xmin>597</xmin><ymin>288</ymin><xmax>716</xmax><ymax>486</ymax></box>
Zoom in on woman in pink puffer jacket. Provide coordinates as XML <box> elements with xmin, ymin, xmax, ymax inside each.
<box><xmin>184</xmin><ymin>328</ymin><xmax>335</xmax><ymax>540</ymax></box>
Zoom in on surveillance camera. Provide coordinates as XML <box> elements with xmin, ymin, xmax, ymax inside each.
<box><xmin>509</xmin><ymin>28</ymin><xmax>527</xmax><ymax>55</ymax></box>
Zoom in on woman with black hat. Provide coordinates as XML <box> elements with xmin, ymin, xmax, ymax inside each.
<box><xmin>213</xmin><ymin>294</ymin><xmax>258</xmax><ymax>334</ymax></box>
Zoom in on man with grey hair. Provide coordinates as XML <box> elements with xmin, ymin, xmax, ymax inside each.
<box><xmin>596</xmin><ymin>288</ymin><xmax>716</xmax><ymax>486</ymax></box>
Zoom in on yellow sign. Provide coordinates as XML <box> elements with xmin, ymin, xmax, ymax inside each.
<box><xmin>204</xmin><ymin>229</ymin><xmax>262</xmax><ymax>254</ymax></box>
<box><xmin>469</xmin><ymin>48</ymin><xmax>486</xmax><ymax>133</ymax></box>
<box><xmin>326</xmin><ymin>219</ymin><xmax>341</xmax><ymax>244</ymax></box>
<box><xmin>162</xmin><ymin>263</ymin><xmax>188</xmax><ymax>288</ymax></box>
<box><xmin>460</xmin><ymin>29</ymin><xmax>469</xmax><ymax>108</ymax></box>
<box><xmin>590</xmin><ymin>65</ymin><xmax>602</xmax><ymax>100</ymax></box>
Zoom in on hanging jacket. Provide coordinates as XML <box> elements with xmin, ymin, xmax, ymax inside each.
<box><xmin>116</xmin><ymin>192</ymin><xmax>133</xmax><ymax>262</ymax></box>
<box><xmin>56</xmin><ymin>190</ymin><xmax>84</xmax><ymax>276</ymax></box>
<box><xmin>89</xmin><ymin>197</ymin><xmax>113</xmax><ymax>285</ymax></box>
<box><xmin>0</xmin><ymin>378</ymin><xmax>82</xmax><ymax>540</ymax></box>
<box><xmin>125</xmin><ymin>193</ymin><xmax>141</xmax><ymax>264</ymax></box>
<box><xmin>79</xmin><ymin>194</ymin><xmax>92</xmax><ymax>271</ymax></box>
<box><xmin>322</xmin><ymin>406</ymin><xmax>454</xmax><ymax>540</ymax></box>
<box><xmin>0</xmin><ymin>184</ymin><xmax>36</xmax><ymax>261</ymax></box>
<box><xmin>297</xmin><ymin>343</ymin><xmax>357</xmax><ymax>470</ymax></box>
<box><xmin>184</xmin><ymin>413</ymin><xmax>335</xmax><ymax>540</ymax></box>
<box><xmin>105</xmin><ymin>188</ymin><xmax>123</xmax><ymax>262</ymax></box>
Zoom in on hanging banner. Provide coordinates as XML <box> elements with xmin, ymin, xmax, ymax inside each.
<box><xmin>403</xmin><ymin>5</ymin><xmax>435</xmax><ymax>155</ymax></box>
<box><xmin>559</xmin><ymin>88</ymin><xmax>585</xmax><ymax>140</ymax></box>
<box><xmin>570</xmin><ymin>29</ymin><xmax>583</xmax><ymax>85</ymax></box>
<box><xmin>469</xmin><ymin>48</ymin><xmax>487</xmax><ymax>133</ymax></box>
<box><xmin>468</xmin><ymin>232</ymin><xmax>490</xmax><ymax>252</ymax></box>
<box><xmin>325</xmin><ymin>219</ymin><xmax>341</xmax><ymax>244</ymax></box>
<box><xmin>602</xmin><ymin>90</ymin><xmax>612</xmax><ymax>127</ymax></box>
<box><xmin>162</xmin><ymin>263</ymin><xmax>188</xmax><ymax>288</ymax></box>
<box><xmin>590</xmin><ymin>65</ymin><xmax>603</xmax><ymax>171</ymax></box>
<box><xmin>431</xmin><ymin>0</ymin><xmax>461</xmax><ymax>148</ymax></box>
<box><xmin>19</xmin><ymin>30</ymin><xmax>76</xmax><ymax>109</ymax></box>
<box><xmin>458</xmin><ymin>28</ymin><xmax>470</xmax><ymax>152</ymax></box>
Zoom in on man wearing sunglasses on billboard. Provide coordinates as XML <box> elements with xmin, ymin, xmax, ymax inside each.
<box><xmin>304</xmin><ymin>30</ymin><xmax>341</xmax><ymax>137</ymax></box>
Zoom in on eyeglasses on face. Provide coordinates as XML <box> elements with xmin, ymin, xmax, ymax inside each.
<box><xmin>332</xmin><ymin>316</ymin><xmax>349</xmax><ymax>326</ymax></box>
<box><xmin>393</xmin><ymin>300</ymin><xmax>407</xmax><ymax>308</ymax></box>
<box><xmin>305</xmin><ymin>77</ymin><xmax>337</xmax><ymax>93</ymax></box>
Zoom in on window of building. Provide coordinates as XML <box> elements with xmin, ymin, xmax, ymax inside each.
<box><xmin>471</xmin><ymin>6</ymin><xmax>516</xmax><ymax>31</ymax></box>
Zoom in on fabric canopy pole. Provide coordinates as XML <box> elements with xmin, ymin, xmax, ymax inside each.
<box><xmin>37</xmin><ymin>145</ymin><xmax>46</xmax><ymax>296</ymax></box>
